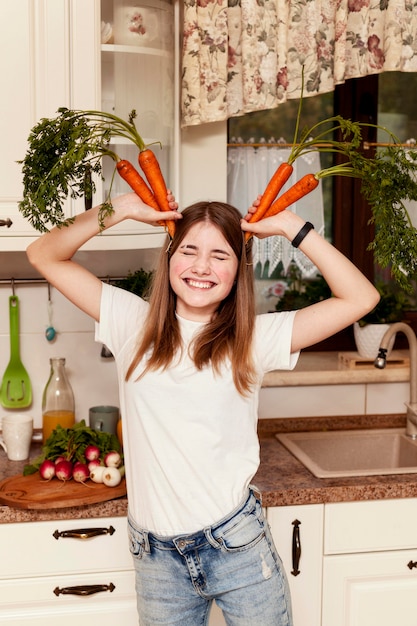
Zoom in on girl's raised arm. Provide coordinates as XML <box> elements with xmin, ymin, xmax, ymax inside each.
<box><xmin>27</xmin><ymin>192</ymin><xmax>181</xmax><ymax>321</ymax></box>
<box><xmin>241</xmin><ymin>209</ymin><xmax>380</xmax><ymax>352</ymax></box>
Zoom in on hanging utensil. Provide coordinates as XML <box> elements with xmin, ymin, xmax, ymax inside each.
<box><xmin>0</xmin><ymin>295</ymin><xmax>33</xmax><ymax>408</ymax></box>
<box><xmin>45</xmin><ymin>283</ymin><xmax>57</xmax><ymax>342</ymax></box>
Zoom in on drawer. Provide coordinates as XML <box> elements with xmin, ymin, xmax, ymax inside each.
<box><xmin>324</xmin><ymin>499</ymin><xmax>417</xmax><ymax>554</ymax></box>
<box><xmin>0</xmin><ymin>516</ymin><xmax>132</xmax><ymax>578</ymax></box>
<box><xmin>0</xmin><ymin>569</ymin><xmax>137</xmax><ymax>626</ymax></box>
<box><xmin>322</xmin><ymin>549</ymin><xmax>417</xmax><ymax>626</ymax></box>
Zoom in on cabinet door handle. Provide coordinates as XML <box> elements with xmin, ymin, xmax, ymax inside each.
<box><xmin>53</xmin><ymin>525</ymin><xmax>115</xmax><ymax>540</ymax></box>
<box><xmin>408</xmin><ymin>560</ymin><xmax>417</xmax><ymax>570</ymax></box>
<box><xmin>0</xmin><ymin>218</ymin><xmax>12</xmax><ymax>228</ymax></box>
<box><xmin>53</xmin><ymin>583</ymin><xmax>115</xmax><ymax>597</ymax></box>
<box><xmin>291</xmin><ymin>519</ymin><xmax>301</xmax><ymax>576</ymax></box>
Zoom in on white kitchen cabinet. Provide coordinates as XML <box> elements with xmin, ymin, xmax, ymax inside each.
<box><xmin>1</xmin><ymin>0</ymin><xmax>179</xmax><ymax>252</ymax></box>
<box><xmin>322</xmin><ymin>499</ymin><xmax>417</xmax><ymax>626</ymax></box>
<box><xmin>0</xmin><ymin>0</ymin><xmax>70</xmax><ymax>244</ymax></box>
<box><xmin>267</xmin><ymin>504</ymin><xmax>324</xmax><ymax>626</ymax></box>
<box><xmin>0</xmin><ymin>516</ymin><xmax>138</xmax><ymax>625</ymax></box>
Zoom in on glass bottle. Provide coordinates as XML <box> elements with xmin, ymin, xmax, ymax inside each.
<box><xmin>42</xmin><ymin>358</ymin><xmax>75</xmax><ymax>443</ymax></box>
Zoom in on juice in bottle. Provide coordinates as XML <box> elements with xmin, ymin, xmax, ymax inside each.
<box><xmin>42</xmin><ymin>410</ymin><xmax>75</xmax><ymax>443</ymax></box>
<box><xmin>42</xmin><ymin>358</ymin><xmax>75</xmax><ymax>443</ymax></box>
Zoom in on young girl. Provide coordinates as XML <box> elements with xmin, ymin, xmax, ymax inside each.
<box><xmin>27</xmin><ymin>193</ymin><xmax>379</xmax><ymax>626</ymax></box>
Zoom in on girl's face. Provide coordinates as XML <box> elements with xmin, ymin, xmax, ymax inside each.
<box><xmin>169</xmin><ymin>221</ymin><xmax>239</xmax><ymax>322</ymax></box>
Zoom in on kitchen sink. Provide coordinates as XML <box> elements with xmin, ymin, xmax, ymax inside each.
<box><xmin>275</xmin><ymin>428</ymin><xmax>417</xmax><ymax>478</ymax></box>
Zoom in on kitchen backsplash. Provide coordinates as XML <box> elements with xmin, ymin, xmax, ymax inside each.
<box><xmin>0</xmin><ymin>283</ymin><xmax>118</xmax><ymax>429</ymax></box>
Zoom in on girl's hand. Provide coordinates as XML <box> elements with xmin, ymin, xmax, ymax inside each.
<box><xmin>241</xmin><ymin>203</ymin><xmax>305</xmax><ymax>241</ymax></box>
<box><xmin>112</xmin><ymin>191</ymin><xmax>182</xmax><ymax>227</ymax></box>
<box><xmin>242</xmin><ymin>195</ymin><xmax>261</xmax><ymax>221</ymax></box>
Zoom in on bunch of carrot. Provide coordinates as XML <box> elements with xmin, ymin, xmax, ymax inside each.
<box><xmin>117</xmin><ymin>150</ymin><xmax>175</xmax><ymax>238</ymax></box>
<box><xmin>244</xmin><ymin>118</ymin><xmax>365</xmax><ymax>241</ymax></box>
<box><xmin>244</xmin><ymin>164</ymin><xmax>319</xmax><ymax>241</ymax></box>
<box><xmin>63</xmin><ymin>108</ymin><xmax>175</xmax><ymax>237</ymax></box>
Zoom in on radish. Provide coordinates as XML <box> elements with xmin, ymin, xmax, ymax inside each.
<box><xmin>55</xmin><ymin>460</ymin><xmax>73</xmax><ymax>482</ymax></box>
<box><xmin>90</xmin><ymin>466</ymin><xmax>106</xmax><ymax>484</ymax></box>
<box><xmin>87</xmin><ymin>459</ymin><xmax>101</xmax><ymax>472</ymax></box>
<box><xmin>102</xmin><ymin>466</ymin><xmax>122</xmax><ymax>487</ymax></box>
<box><xmin>39</xmin><ymin>459</ymin><xmax>56</xmax><ymax>481</ymax></box>
<box><xmin>73</xmin><ymin>462</ymin><xmax>90</xmax><ymax>483</ymax></box>
<box><xmin>54</xmin><ymin>455</ymin><xmax>65</xmax><ymax>465</ymax></box>
<box><xmin>85</xmin><ymin>444</ymin><xmax>100</xmax><ymax>462</ymax></box>
<box><xmin>104</xmin><ymin>451</ymin><xmax>121</xmax><ymax>468</ymax></box>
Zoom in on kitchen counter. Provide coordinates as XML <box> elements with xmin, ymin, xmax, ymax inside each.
<box><xmin>262</xmin><ymin>350</ymin><xmax>410</xmax><ymax>386</ymax></box>
<box><xmin>0</xmin><ymin>414</ymin><xmax>416</xmax><ymax>523</ymax></box>
<box><xmin>256</xmin><ymin>413</ymin><xmax>417</xmax><ymax>507</ymax></box>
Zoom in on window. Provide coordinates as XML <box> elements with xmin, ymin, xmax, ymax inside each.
<box><xmin>228</xmin><ymin>73</ymin><xmax>417</xmax><ymax>349</ymax></box>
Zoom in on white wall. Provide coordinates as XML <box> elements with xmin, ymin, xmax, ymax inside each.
<box><xmin>180</xmin><ymin>121</ymin><xmax>227</xmax><ymax>207</ymax></box>
<box><xmin>0</xmin><ymin>284</ymin><xmax>119</xmax><ymax>430</ymax></box>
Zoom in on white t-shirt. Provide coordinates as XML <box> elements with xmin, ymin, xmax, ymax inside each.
<box><xmin>96</xmin><ymin>283</ymin><xmax>299</xmax><ymax>535</ymax></box>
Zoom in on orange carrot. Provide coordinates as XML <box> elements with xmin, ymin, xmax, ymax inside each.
<box><xmin>245</xmin><ymin>174</ymin><xmax>319</xmax><ymax>242</ymax></box>
<box><xmin>116</xmin><ymin>160</ymin><xmax>160</xmax><ymax>211</ymax></box>
<box><xmin>247</xmin><ymin>162</ymin><xmax>294</xmax><ymax>224</ymax></box>
<box><xmin>263</xmin><ymin>173</ymin><xmax>319</xmax><ymax>219</ymax></box>
<box><xmin>138</xmin><ymin>149</ymin><xmax>175</xmax><ymax>238</ymax></box>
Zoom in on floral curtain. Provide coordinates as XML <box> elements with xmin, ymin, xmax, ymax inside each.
<box><xmin>181</xmin><ymin>0</ymin><xmax>417</xmax><ymax>127</ymax></box>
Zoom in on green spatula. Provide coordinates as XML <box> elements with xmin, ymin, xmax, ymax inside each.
<box><xmin>0</xmin><ymin>295</ymin><xmax>32</xmax><ymax>408</ymax></box>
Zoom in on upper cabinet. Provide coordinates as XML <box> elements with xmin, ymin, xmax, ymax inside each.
<box><xmin>0</xmin><ymin>0</ymin><xmax>179</xmax><ymax>252</ymax></box>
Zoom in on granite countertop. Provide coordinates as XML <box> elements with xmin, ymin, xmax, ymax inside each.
<box><xmin>262</xmin><ymin>350</ymin><xmax>410</xmax><ymax>386</ymax></box>
<box><xmin>1</xmin><ymin>414</ymin><xmax>416</xmax><ymax>523</ymax></box>
<box><xmin>256</xmin><ymin>414</ymin><xmax>417</xmax><ymax>507</ymax></box>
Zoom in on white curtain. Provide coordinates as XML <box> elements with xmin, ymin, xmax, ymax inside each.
<box><xmin>227</xmin><ymin>144</ymin><xmax>324</xmax><ymax>277</ymax></box>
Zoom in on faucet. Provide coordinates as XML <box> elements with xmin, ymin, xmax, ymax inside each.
<box><xmin>374</xmin><ymin>322</ymin><xmax>417</xmax><ymax>438</ymax></box>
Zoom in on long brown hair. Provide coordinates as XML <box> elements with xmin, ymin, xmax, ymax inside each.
<box><xmin>126</xmin><ymin>202</ymin><xmax>257</xmax><ymax>394</ymax></box>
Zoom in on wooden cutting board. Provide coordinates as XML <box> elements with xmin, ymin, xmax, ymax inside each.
<box><xmin>0</xmin><ymin>473</ymin><xmax>127</xmax><ymax>510</ymax></box>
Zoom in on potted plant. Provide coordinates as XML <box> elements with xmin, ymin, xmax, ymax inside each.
<box><xmin>271</xmin><ymin>264</ymin><xmax>331</xmax><ymax>312</ymax></box>
<box><xmin>353</xmin><ymin>283</ymin><xmax>410</xmax><ymax>359</ymax></box>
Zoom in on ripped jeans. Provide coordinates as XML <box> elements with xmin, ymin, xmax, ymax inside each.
<box><xmin>127</xmin><ymin>488</ymin><xmax>293</xmax><ymax>626</ymax></box>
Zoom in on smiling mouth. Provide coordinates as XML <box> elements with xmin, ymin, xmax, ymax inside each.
<box><xmin>185</xmin><ymin>279</ymin><xmax>215</xmax><ymax>289</ymax></box>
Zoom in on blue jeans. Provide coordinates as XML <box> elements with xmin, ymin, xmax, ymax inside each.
<box><xmin>127</xmin><ymin>489</ymin><xmax>293</xmax><ymax>625</ymax></box>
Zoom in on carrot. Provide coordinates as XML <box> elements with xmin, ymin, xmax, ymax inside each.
<box><xmin>244</xmin><ymin>173</ymin><xmax>319</xmax><ymax>242</ymax></box>
<box><xmin>246</xmin><ymin>162</ymin><xmax>294</xmax><ymax>224</ymax></box>
<box><xmin>138</xmin><ymin>149</ymin><xmax>175</xmax><ymax>238</ymax></box>
<box><xmin>116</xmin><ymin>160</ymin><xmax>160</xmax><ymax>211</ymax></box>
<box><xmin>263</xmin><ymin>173</ymin><xmax>319</xmax><ymax>218</ymax></box>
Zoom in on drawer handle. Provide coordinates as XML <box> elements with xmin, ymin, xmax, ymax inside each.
<box><xmin>408</xmin><ymin>560</ymin><xmax>417</xmax><ymax>570</ymax></box>
<box><xmin>54</xmin><ymin>583</ymin><xmax>115</xmax><ymax>597</ymax></box>
<box><xmin>0</xmin><ymin>218</ymin><xmax>12</xmax><ymax>228</ymax></box>
<box><xmin>53</xmin><ymin>526</ymin><xmax>116</xmax><ymax>540</ymax></box>
<box><xmin>291</xmin><ymin>519</ymin><xmax>301</xmax><ymax>576</ymax></box>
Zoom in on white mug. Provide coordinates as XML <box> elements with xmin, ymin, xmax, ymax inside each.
<box><xmin>0</xmin><ymin>414</ymin><xmax>33</xmax><ymax>461</ymax></box>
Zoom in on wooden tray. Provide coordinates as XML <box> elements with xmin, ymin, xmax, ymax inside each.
<box><xmin>338</xmin><ymin>350</ymin><xmax>410</xmax><ymax>370</ymax></box>
<box><xmin>0</xmin><ymin>473</ymin><xmax>127</xmax><ymax>510</ymax></box>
